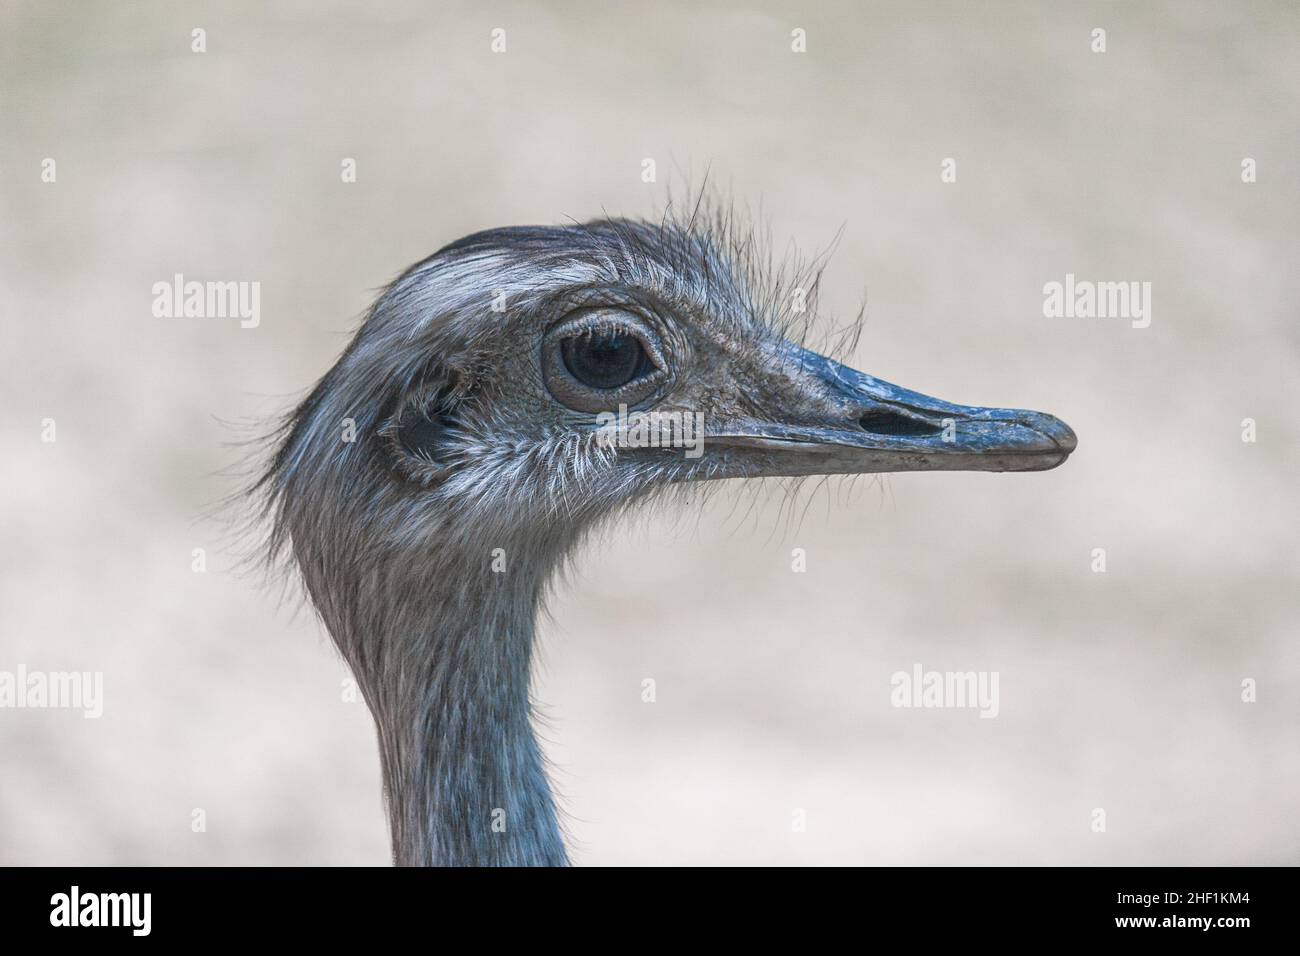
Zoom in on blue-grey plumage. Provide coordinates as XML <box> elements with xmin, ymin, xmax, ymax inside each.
<box><xmin>249</xmin><ymin>208</ymin><xmax>1075</xmax><ymax>866</ymax></box>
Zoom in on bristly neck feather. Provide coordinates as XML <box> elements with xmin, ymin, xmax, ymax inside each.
<box><xmin>327</xmin><ymin>550</ymin><xmax>569</xmax><ymax>866</ymax></box>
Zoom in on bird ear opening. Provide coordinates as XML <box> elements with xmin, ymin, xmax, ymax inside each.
<box><xmin>386</xmin><ymin>378</ymin><xmax>466</xmax><ymax>484</ymax></box>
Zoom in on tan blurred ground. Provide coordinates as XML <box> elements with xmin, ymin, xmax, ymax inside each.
<box><xmin>1</xmin><ymin>1</ymin><xmax>1297</xmax><ymax>865</ymax></box>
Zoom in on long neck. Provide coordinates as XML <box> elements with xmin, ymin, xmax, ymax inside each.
<box><xmin>338</xmin><ymin>560</ymin><xmax>568</xmax><ymax>866</ymax></box>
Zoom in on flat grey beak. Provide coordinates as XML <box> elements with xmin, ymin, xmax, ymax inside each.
<box><xmin>704</xmin><ymin>345</ymin><xmax>1077</xmax><ymax>478</ymax></box>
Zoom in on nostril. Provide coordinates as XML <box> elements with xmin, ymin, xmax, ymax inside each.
<box><xmin>858</xmin><ymin>409</ymin><xmax>944</xmax><ymax>437</ymax></box>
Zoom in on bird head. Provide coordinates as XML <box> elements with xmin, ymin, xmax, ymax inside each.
<box><xmin>260</xmin><ymin>216</ymin><xmax>1075</xmax><ymax>593</ymax></box>
<box><xmin>252</xmin><ymin>213</ymin><xmax>1076</xmax><ymax>866</ymax></box>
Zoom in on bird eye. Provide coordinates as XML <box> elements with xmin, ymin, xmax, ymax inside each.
<box><xmin>560</xmin><ymin>330</ymin><xmax>653</xmax><ymax>390</ymax></box>
<box><xmin>542</xmin><ymin>312</ymin><xmax>668</xmax><ymax>413</ymax></box>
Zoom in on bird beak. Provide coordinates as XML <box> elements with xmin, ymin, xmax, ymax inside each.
<box><xmin>703</xmin><ymin>346</ymin><xmax>1077</xmax><ymax>478</ymax></box>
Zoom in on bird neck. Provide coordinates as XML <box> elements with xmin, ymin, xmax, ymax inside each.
<box><xmin>354</xmin><ymin>559</ymin><xmax>568</xmax><ymax>866</ymax></box>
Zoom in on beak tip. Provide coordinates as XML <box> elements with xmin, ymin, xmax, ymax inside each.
<box><xmin>1025</xmin><ymin>412</ymin><xmax>1078</xmax><ymax>457</ymax></box>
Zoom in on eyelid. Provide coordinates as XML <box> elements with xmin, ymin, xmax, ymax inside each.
<box><xmin>549</xmin><ymin>309</ymin><xmax>666</xmax><ymax>368</ymax></box>
<box><xmin>552</xmin><ymin>308</ymin><xmax>647</xmax><ymax>338</ymax></box>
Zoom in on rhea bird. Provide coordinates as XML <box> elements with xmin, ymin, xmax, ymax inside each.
<box><xmin>252</xmin><ymin>212</ymin><xmax>1076</xmax><ymax>866</ymax></box>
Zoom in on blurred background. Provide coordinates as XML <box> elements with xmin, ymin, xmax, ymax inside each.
<box><xmin>2</xmin><ymin>0</ymin><xmax>1297</xmax><ymax>865</ymax></box>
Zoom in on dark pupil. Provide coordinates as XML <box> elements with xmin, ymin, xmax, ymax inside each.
<box><xmin>560</xmin><ymin>331</ymin><xmax>648</xmax><ymax>390</ymax></box>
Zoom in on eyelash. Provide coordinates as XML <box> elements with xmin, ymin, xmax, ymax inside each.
<box><xmin>552</xmin><ymin>311</ymin><xmax>666</xmax><ymax>363</ymax></box>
